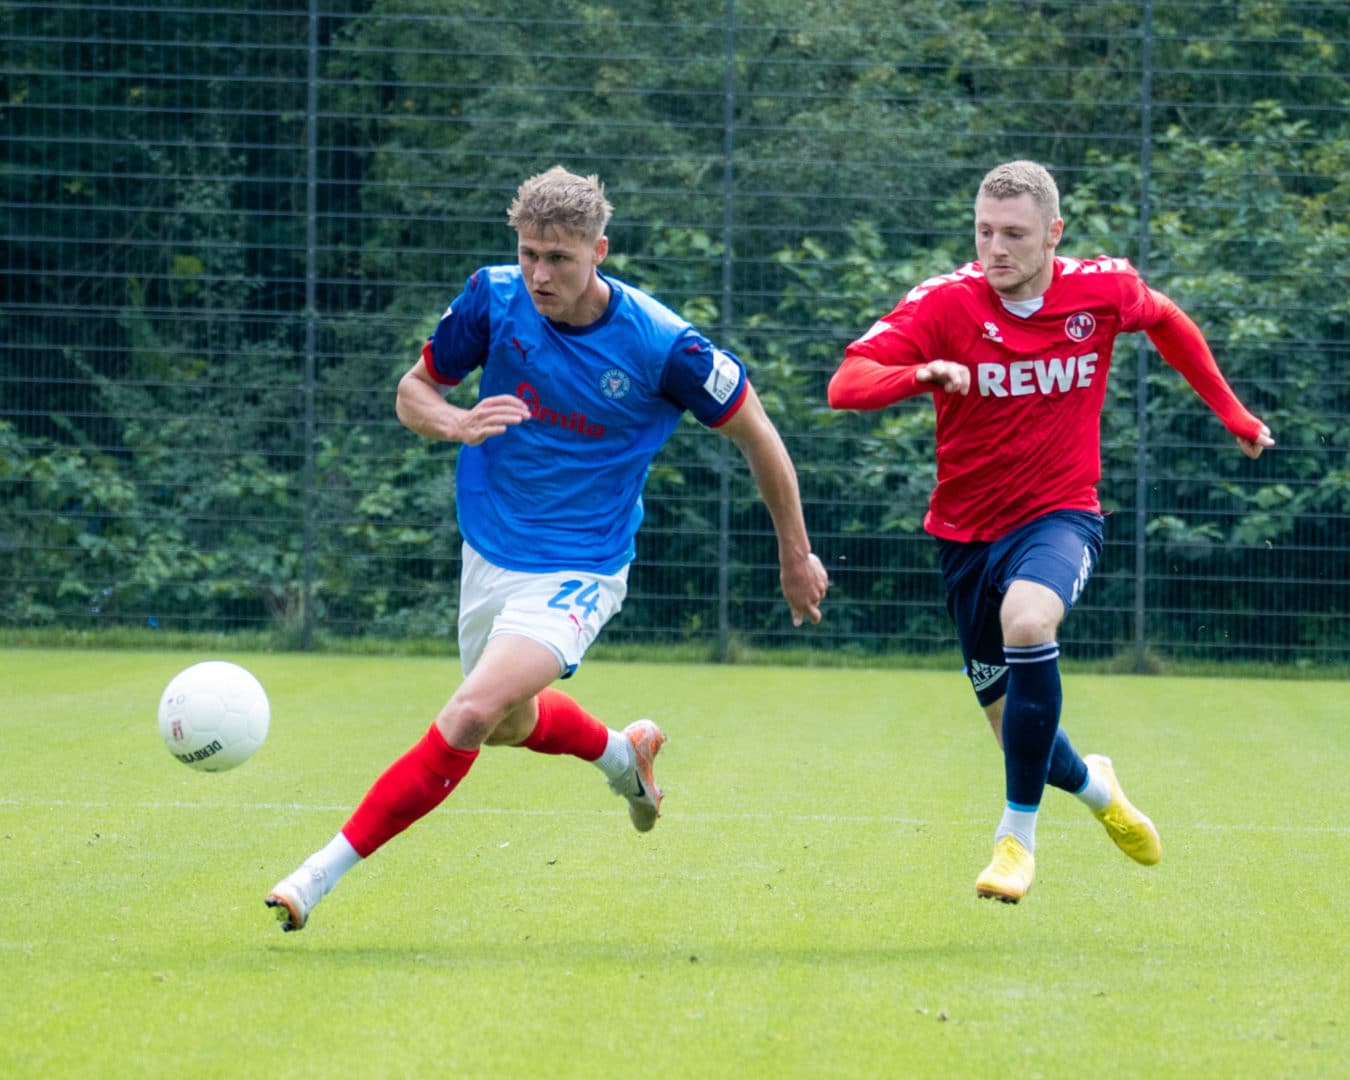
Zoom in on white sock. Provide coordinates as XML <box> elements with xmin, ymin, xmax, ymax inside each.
<box><xmin>996</xmin><ymin>807</ymin><xmax>1038</xmax><ymax>853</ymax></box>
<box><xmin>307</xmin><ymin>832</ymin><xmax>362</xmax><ymax>893</ymax></box>
<box><xmin>592</xmin><ymin>728</ymin><xmax>633</xmax><ymax>781</ymax></box>
<box><xmin>1074</xmin><ymin>761</ymin><xmax>1112</xmax><ymax>812</ymax></box>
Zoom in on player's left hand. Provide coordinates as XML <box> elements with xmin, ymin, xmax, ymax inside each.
<box><xmin>1236</xmin><ymin>422</ymin><xmax>1275</xmax><ymax>460</ymax></box>
<box><xmin>781</xmin><ymin>552</ymin><xmax>829</xmax><ymax>627</ymax></box>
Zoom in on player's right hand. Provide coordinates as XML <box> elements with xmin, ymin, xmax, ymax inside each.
<box><xmin>458</xmin><ymin>394</ymin><xmax>532</xmax><ymax>445</ymax></box>
<box><xmin>915</xmin><ymin>359</ymin><xmax>970</xmax><ymax>395</ymax></box>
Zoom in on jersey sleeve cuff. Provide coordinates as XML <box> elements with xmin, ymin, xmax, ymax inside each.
<box><xmin>708</xmin><ymin>381</ymin><xmax>750</xmax><ymax>428</ymax></box>
<box><xmin>421</xmin><ymin>341</ymin><xmax>462</xmax><ymax>386</ymax></box>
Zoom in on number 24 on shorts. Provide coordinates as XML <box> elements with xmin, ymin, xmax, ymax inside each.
<box><xmin>548</xmin><ymin>579</ymin><xmax>601</xmax><ymax>620</ymax></box>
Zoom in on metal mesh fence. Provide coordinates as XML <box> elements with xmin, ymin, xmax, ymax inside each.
<box><xmin>3</xmin><ymin>1</ymin><xmax>1347</xmax><ymax>667</ymax></box>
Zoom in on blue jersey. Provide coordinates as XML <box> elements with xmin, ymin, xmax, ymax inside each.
<box><xmin>421</xmin><ymin>266</ymin><xmax>749</xmax><ymax>574</ymax></box>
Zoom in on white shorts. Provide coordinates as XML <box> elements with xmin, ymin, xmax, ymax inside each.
<box><xmin>457</xmin><ymin>542</ymin><xmax>629</xmax><ymax>679</ymax></box>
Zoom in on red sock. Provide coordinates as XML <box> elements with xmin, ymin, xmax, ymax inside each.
<box><xmin>341</xmin><ymin>724</ymin><xmax>478</xmax><ymax>858</ymax></box>
<box><xmin>520</xmin><ymin>688</ymin><xmax>608</xmax><ymax>761</ymax></box>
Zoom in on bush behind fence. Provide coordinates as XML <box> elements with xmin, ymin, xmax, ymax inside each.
<box><xmin>2</xmin><ymin>2</ymin><xmax>1347</xmax><ymax>667</ymax></box>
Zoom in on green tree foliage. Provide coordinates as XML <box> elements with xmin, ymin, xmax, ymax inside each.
<box><xmin>2</xmin><ymin>1</ymin><xmax>1346</xmax><ymax>662</ymax></box>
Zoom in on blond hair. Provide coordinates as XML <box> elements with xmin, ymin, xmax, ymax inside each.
<box><xmin>507</xmin><ymin>165</ymin><xmax>613</xmax><ymax>240</ymax></box>
<box><xmin>977</xmin><ymin>160</ymin><xmax>1061</xmax><ymax>224</ymax></box>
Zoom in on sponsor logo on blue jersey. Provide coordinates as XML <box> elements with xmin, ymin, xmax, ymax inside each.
<box><xmin>517</xmin><ymin>380</ymin><xmax>605</xmax><ymax>438</ymax></box>
<box><xmin>703</xmin><ymin>348</ymin><xmax>740</xmax><ymax>404</ymax></box>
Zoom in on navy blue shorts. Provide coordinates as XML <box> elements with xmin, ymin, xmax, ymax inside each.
<box><xmin>937</xmin><ymin>510</ymin><xmax>1104</xmax><ymax>706</ymax></box>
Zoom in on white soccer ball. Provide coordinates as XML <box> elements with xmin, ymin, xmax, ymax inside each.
<box><xmin>158</xmin><ymin>660</ymin><xmax>270</xmax><ymax>772</ymax></box>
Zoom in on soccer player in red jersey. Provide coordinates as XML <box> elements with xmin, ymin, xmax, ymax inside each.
<box><xmin>828</xmin><ymin>160</ymin><xmax>1273</xmax><ymax>902</ymax></box>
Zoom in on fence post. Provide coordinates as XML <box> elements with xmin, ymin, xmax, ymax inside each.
<box><xmin>300</xmin><ymin>0</ymin><xmax>320</xmax><ymax>650</ymax></box>
<box><xmin>716</xmin><ymin>0</ymin><xmax>737</xmax><ymax>662</ymax></box>
<box><xmin>1132</xmin><ymin>0</ymin><xmax>1155</xmax><ymax>672</ymax></box>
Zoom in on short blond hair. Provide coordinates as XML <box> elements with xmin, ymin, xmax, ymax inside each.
<box><xmin>977</xmin><ymin>160</ymin><xmax>1061</xmax><ymax>224</ymax></box>
<box><xmin>507</xmin><ymin>165</ymin><xmax>613</xmax><ymax>240</ymax></box>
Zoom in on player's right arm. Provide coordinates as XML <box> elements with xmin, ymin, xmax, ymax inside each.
<box><xmin>396</xmin><ymin>269</ymin><xmax>531</xmax><ymax>446</ymax></box>
<box><xmin>828</xmin><ymin>304</ymin><xmax>968</xmax><ymax>410</ymax></box>
<box><xmin>396</xmin><ymin>361</ymin><xmax>529</xmax><ymax>446</ymax></box>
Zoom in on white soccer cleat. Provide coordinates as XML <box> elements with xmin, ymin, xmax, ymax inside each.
<box><xmin>265</xmin><ymin>863</ymin><xmax>327</xmax><ymax>932</ymax></box>
<box><xmin>608</xmin><ymin>720</ymin><xmax>665</xmax><ymax>832</ymax></box>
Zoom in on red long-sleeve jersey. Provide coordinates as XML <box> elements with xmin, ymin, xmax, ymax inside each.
<box><xmin>828</xmin><ymin>256</ymin><xmax>1264</xmax><ymax>542</ymax></box>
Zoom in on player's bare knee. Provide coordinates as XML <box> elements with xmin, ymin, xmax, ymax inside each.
<box><xmin>1001</xmin><ymin>608</ymin><xmax>1058</xmax><ymax>646</ymax></box>
<box><xmin>434</xmin><ymin>696</ymin><xmax>501</xmax><ymax>748</ymax></box>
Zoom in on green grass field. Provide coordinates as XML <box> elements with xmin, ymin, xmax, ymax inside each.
<box><xmin>2</xmin><ymin>648</ymin><xmax>1346</xmax><ymax>1078</ymax></box>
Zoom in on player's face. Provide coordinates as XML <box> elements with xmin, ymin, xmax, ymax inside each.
<box><xmin>517</xmin><ymin>225</ymin><xmax>609</xmax><ymax>326</ymax></box>
<box><xmin>974</xmin><ymin>193</ymin><xmax>1063</xmax><ymax>301</ymax></box>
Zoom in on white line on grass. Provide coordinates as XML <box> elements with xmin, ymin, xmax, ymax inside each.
<box><xmin>1</xmin><ymin>798</ymin><xmax>1346</xmax><ymax>832</ymax></box>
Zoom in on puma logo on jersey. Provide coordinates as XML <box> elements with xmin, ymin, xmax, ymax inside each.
<box><xmin>977</xmin><ymin>352</ymin><xmax>1098</xmax><ymax>397</ymax></box>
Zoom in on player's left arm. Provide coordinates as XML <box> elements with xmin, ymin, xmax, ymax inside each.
<box><xmin>716</xmin><ymin>383</ymin><xmax>829</xmax><ymax>626</ymax></box>
<box><xmin>1142</xmin><ymin>288</ymin><xmax>1275</xmax><ymax>459</ymax></box>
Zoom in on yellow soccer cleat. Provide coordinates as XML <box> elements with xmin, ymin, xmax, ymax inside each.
<box><xmin>975</xmin><ymin>835</ymin><xmax>1035</xmax><ymax>903</ymax></box>
<box><xmin>1084</xmin><ymin>754</ymin><xmax>1162</xmax><ymax>865</ymax></box>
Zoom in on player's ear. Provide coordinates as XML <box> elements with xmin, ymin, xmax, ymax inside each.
<box><xmin>593</xmin><ymin>235</ymin><xmax>609</xmax><ymax>265</ymax></box>
<box><xmin>1047</xmin><ymin>217</ymin><xmax>1064</xmax><ymax>249</ymax></box>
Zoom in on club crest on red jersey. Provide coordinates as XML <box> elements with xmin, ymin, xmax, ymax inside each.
<box><xmin>1065</xmin><ymin>312</ymin><xmax>1096</xmax><ymax>341</ymax></box>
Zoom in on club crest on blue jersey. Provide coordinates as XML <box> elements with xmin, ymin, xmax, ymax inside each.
<box><xmin>599</xmin><ymin>368</ymin><xmax>631</xmax><ymax>399</ymax></box>
<box><xmin>1065</xmin><ymin>312</ymin><xmax>1096</xmax><ymax>341</ymax></box>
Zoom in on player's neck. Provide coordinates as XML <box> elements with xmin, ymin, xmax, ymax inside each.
<box><xmin>995</xmin><ymin>265</ymin><xmax>1054</xmax><ymax>302</ymax></box>
<box><xmin>999</xmin><ymin>294</ymin><xmax>1045</xmax><ymax>318</ymax></box>
<box><xmin>559</xmin><ymin>275</ymin><xmax>611</xmax><ymax>327</ymax></box>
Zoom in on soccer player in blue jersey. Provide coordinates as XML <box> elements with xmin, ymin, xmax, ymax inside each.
<box><xmin>266</xmin><ymin>166</ymin><xmax>830</xmax><ymax>931</ymax></box>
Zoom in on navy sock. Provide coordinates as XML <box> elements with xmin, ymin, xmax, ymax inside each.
<box><xmin>1046</xmin><ymin>727</ymin><xmax>1088</xmax><ymax>794</ymax></box>
<box><xmin>1001</xmin><ymin>642</ymin><xmax>1063</xmax><ymax>809</ymax></box>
